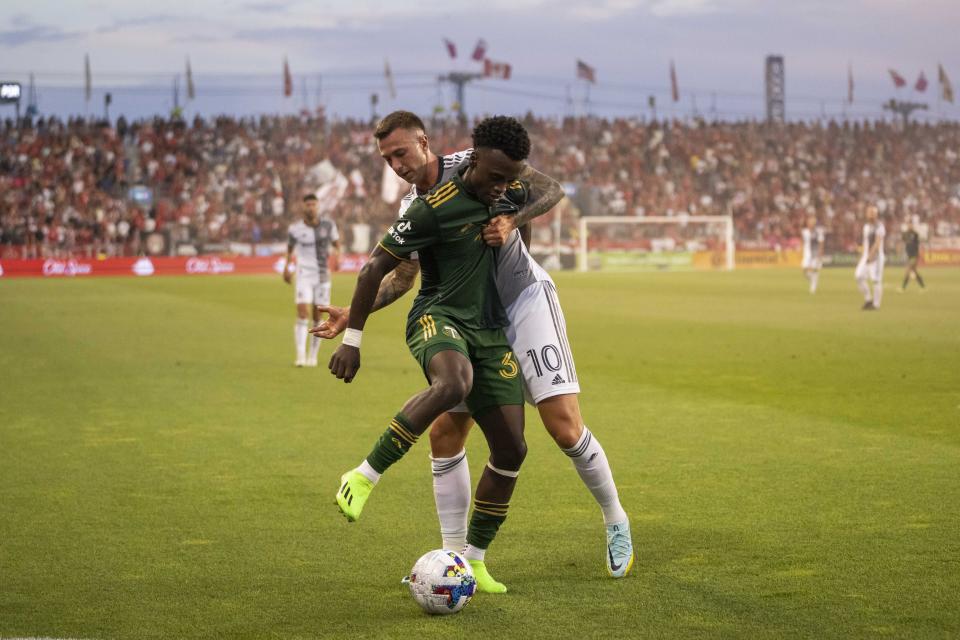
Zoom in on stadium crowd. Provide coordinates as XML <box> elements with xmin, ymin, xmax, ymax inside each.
<box><xmin>2</xmin><ymin>113</ymin><xmax>959</xmax><ymax>258</ymax></box>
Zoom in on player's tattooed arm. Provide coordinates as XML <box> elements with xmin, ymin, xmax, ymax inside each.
<box><xmin>513</xmin><ymin>165</ymin><xmax>565</xmax><ymax>227</ymax></box>
<box><xmin>371</xmin><ymin>258</ymin><xmax>420</xmax><ymax>312</ymax></box>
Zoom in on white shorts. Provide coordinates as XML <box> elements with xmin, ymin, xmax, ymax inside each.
<box><xmin>801</xmin><ymin>255</ymin><xmax>821</xmax><ymax>270</ymax></box>
<box><xmin>447</xmin><ymin>280</ymin><xmax>580</xmax><ymax>414</ymax></box>
<box><xmin>855</xmin><ymin>258</ymin><xmax>884</xmax><ymax>283</ymax></box>
<box><xmin>295</xmin><ymin>277</ymin><xmax>331</xmax><ymax>306</ymax></box>
<box><xmin>506</xmin><ymin>280</ymin><xmax>580</xmax><ymax>404</ymax></box>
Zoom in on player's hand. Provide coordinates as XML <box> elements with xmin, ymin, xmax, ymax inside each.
<box><xmin>329</xmin><ymin>344</ymin><xmax>360</xmax><ymax>383</ymax></box>
<box><xmin>311</xmin><ymin>305</ymin><xmax>349</xmax><ymax>339</ymax></box>
<box><xmin>483</xmin><ymin>215</ymin><xmax>517</xmax><ymax>247</ymax></box>
<box><xmin>282</xmin><ymin>268</ymin><xmax>292</xmax><ymax>284</ymax></box>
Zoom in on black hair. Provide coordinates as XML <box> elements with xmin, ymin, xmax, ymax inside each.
<box><xmin>471</xmin><ymin>116</ymin><xmax>530</xmax><ymax>161</ymax></box>
<box><xmin>303</xmin><ymin>194</ymin><xmax>318</xmax><ymax>202</ymax></box>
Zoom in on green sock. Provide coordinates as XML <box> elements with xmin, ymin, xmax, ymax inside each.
<box><xmin>467</xmin><ymin>499</ymin><xmax>509</xmax><ymax>549</ymax></box>
<box><xmin>365</xmin><ymin>413</ymin><xmax>418</xmax><ymax>474</ymax></box>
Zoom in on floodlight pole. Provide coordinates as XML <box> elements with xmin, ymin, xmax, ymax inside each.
<box><xmin>883</xmin><ymin>99</ymin><xmax>927</xmax><ymax>126</ymax></box>
<box><xmin>438</xmin><ymin>72</ymin><xmax>483</xmax><ymax>121</ymax></box>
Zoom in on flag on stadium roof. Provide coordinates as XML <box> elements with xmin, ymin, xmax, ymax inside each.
<box><xmin>939</xmin><ymin>64</ymin><xmax>954</xmax><ymax>103</ymax></box>
<box><xmin>283</xmin><ymin>57</ymin><xmax>293</xmax><ymax>97</ymax></box>
<box><xmin>914</xmin><ymin>71</ymin><xmax>928</xmax><ymax>92</ymax></box>
<box><xmin>577</xmin><ymin>59</ymin><xmax>596</xmax><ymax>84</ymax></box>
<box><xmin>847</xmin><ymin>63</ymin><xmax>854</xmax><ymax>104</ymax></box>
<box><xmin>186</xmin><ymin>58</ymin><xmax>195</xmax><ymax>100</ymax></box>
<box><xmin>471</xmin><ymin>39</ymin><xmax>488</xmax><ymax>62</ymax></box>
<box><xmin>84</xmin><ymin>54</ymin><xmax>91</xmax><ymax>102</ymax></box>
<box><xmin>384</xmin><ymin>59</ymin><xmax>396</xmax><ymax>99</ymax></box>
<box><xmin>670</xmin><ymin>60</ymin><xmax>679</xmax><ymax>102</ymax></box>
<box><xmin>443</xmin><ymin>38</ymin><xmax>457</xmax><ymax>59</ymax></box>
<box><xmin>483</xmin><ymin>59</ymin><xmax>511</xmax><ymax>80</ymax></box>
<box><xmin>888</xmin><ymin>69</ymin><xmax>906</xmax><ymax>88</ymax></box>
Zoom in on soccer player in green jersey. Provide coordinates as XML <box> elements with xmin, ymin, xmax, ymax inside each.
<box><xmin>899</xmin><ymin>218</ymin><xmax>926</xmax><ymax>292</ymax></box>
<box><xmin>328</xmin><ymin>116</ymin><xmax>531</xmax><ymax>593</ymax></box>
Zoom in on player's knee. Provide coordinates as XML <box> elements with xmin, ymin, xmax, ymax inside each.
<box><xmin>431</xmin><ymin>377</ymin><xmax>471</xmax><ymax>409</ymax></box>
<box><xmin>491</xmin><ymin>435</ymin><xmax>527</xmax><ymax>471</ymax></box>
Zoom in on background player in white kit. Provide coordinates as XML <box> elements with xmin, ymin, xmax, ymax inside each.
<box><xmin>855</xmin><ymin>205</ymin><xmax>885</xmax><ymax>311</ymax></box>
<box><xmin>283</xmin><ymin>194</ymin><xmax>340</xmax><ymax>366</ymax></box>
<box><xmin>315</xmin><ymin>111</ymin><xmax>634</xmax><ymax>578</ymax></box>
<box><xmin>800</xmin><ymin>215</ymin><xmax>825</xmax><ymax>294</ymax></box>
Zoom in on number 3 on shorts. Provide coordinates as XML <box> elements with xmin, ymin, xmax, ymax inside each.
<box><xmin>499</xmin><ymin>351</ymin><xmax>519</xmax><ymax>379</ymax></box>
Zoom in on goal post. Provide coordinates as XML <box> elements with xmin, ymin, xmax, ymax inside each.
<box><xmin>577</xmin><ymin>215</ymin><xmax>735</xmax><ymax>272</ymax></box>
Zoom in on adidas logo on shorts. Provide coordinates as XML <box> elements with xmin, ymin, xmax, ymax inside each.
<box><xmin>551</xmin><ymin>374</ymin><xmax>566</xmax><ymax>385</ymax></box>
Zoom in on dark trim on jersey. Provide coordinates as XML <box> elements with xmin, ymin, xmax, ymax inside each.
<box><xmin>313</xmin><ymin>221</ymin><xmax>324</xmax><ymax>268</ymax></box>
<box><xmin>543</xmin><ymin>282</ymin><xmax>577</xmax><ymax>384</ymax></box>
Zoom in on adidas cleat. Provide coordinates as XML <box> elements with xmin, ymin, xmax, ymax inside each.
<box><xmin>606</xmin><ymin>519</ymin><xmax>635</xmax><ymax>578</ymax></box>
<box><xmin>468</xmin><ymin>560</ymin><xmax>507</xmax><ymax>594</ymax></box>
<box><xmin>334</xmin><ymin>470</ymin><xmax>374</xmax><ymax>522</ymax></box>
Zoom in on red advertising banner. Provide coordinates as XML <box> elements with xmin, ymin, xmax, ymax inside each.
<box><xmin>0</xmin><ymin>255</ymin><xmax>368</xmax><ymax>278</ymax></box>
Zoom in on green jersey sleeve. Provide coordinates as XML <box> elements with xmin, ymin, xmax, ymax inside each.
<box><xmin>378</xmin><ymin>198</ymin><xmax>440</xmax><ymax>259</ymax></box>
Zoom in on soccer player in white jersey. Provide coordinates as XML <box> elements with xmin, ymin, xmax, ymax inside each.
<box><xmin>283</xmin><ymin>194</ymin><xmax>340</xmax><ymax>366</ymax></box>
<box><xmin>800</xmin><ymin>215</ymin><xmax>825</xmax><ymax>294</ymax></box>
<box><xmin>315</xmin><ymin>111</ymin><xmax>634</xmax><ymax>580</ymax></box>
<box><xmin>855</xmin><ymin>205</ymin><xmax>885</xmax><ymax>311</ymax></box>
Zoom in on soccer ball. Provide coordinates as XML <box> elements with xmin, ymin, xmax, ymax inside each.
<box><xmin>407</xmin><ymin>549</ymin><xmax>476</xmax><ymax>615</ymax></box>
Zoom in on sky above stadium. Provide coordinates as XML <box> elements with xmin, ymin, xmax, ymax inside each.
<box><xmin>1</xmin><ymin>0</ymin><xmax>958</xmax><ymax>121</ymax></box>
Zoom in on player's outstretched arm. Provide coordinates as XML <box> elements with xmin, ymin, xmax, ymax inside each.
<box><xmin>312</xmin><ymin>258</ymin><xmax>419</xmax><ymax>339</ymax></box>
<box><xmin>328</xmin><ymin>246</ymin><xmax>400</xmax><ymax>383</ymax></box>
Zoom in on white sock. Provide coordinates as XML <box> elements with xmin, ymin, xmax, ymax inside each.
<box><xmin>357</xmin><ymin>459</ymin><xmax>381</xmax><ymax>485</ymax></box>
<box><xmin>810</xmin><ymin>271</ymin><xmax>819</xmax><ymax>294</ymax></box>
<box><xmin>873</xmin><ymin>281</ymin><xmax>883</xmax><ymax>308</ymax></box>
<box><xmin>432</xmin><ymin>451</ymin><xmax>471</xmax><ymax>552</ymax></box>
<box><xmin>462</xmin><ymin>544</ymin><xmax>485</xmax><ymax>562</ymax></box>
<box><xmin>295</xmin><ymin>319</ymin><xmax>308</xmax><ymax>358</ymax></box>
<box><xmin>856</xmin><ymin>277</ymin><xmax>872</xmax><ymax>302</ymax></box>
<box><xmin>563</xmin><ymin>427</ymin><xmax>628</xmax><ymax>525</ymax></box>
<box><xmin>308</xmin><ymin>327</ymin><xmax>322</xmax><ymax>360</ymax></box>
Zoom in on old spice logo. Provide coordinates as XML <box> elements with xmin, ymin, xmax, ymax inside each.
<box><xmin>42</xmin><ymin>259</ymin><xmax>93</xmax><ymax>276</ymax></box>
<box><xmin>186</xmin><ymin>257</ymin><xmax>236</xmax><ymax>274</ymax></box>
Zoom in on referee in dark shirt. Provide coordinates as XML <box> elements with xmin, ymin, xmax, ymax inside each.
<box><xmin>900</xmin><ymin>220</ymin><xmax>926</xmax><ymax>291</ymax></box>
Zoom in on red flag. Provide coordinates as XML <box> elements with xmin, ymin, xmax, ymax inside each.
<box><xmin>915</xmin><ymin>71</ymin><xmax>928</xmax><ymax>92</ymax></box>
<box><xmin>283</xmin><ymin>57</ymin><xmax>293</xmax><ymax>97</ymax></box>
<box><xmin>576</xmin><ymin>59</ymin><xmax>596</xmax><ymax>84</ymax></box>
<box><xmin>443</xmin><ymin>38</ymin><xmax>457</xmax><ymax>59</ymax></box>
<box><xmin>847</xmin><ymin>63</ymin><xmax>854</xmax><ymax>104</ymax></box>
<box><xmin>483</xmin><ymin>59</ymin><xmax>512</xmax><ymax>80</ymax></box>
<box><xmin>939</xmin><ymin>63</ymin><xmax>955</xmax><ymax>103</ymax></box>
<box><xmin>471</xmin><ymin>39</ymin><xmax>487</xmax><ymax>62</ymax></box>
<box><xmin>669</xmin><ymin>60</ymin><xmax>679</xmax><ymax>102</ymax></box>
<box><xmin>888</xmin><ymin>69</ymin><xmax>906</xmax><ymax>88</ymax></box>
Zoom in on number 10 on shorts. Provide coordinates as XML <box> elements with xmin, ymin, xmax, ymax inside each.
<box><xmin>525</xmin><ymin>345</ymin><xmax>563</xmax><ymax>378</ymax></box>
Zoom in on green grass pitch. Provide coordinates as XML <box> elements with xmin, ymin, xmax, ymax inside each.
<box><xmin>1</xmin><ymin>268</ymin><xmax>958</xmax><ymax>639</ymax></box>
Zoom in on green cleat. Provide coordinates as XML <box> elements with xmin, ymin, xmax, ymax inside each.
<box><xmin>469</xmin><ymin>560</ymin><xmax>507</xmax><ymax>594</ymax></box>
<box><xmin>334</xmin><ymin>470</ymin><xmax>374</xmax><ymax>522</ymax></box>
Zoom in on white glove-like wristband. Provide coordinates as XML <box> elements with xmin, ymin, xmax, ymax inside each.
<box><xmin>342</xmin><ymin>328</ymin><xmax>363</xmax><ymax>348</ymax></box>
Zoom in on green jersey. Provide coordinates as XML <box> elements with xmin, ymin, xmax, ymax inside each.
<box><xmin>378</xmin><ymin>172</ymin><xmax>526</xmax><ymax>331</ymax></box>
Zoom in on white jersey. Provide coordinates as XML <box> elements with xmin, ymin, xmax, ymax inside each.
<box><xmin>397</xmin><ymin>148</ymin><xmax>553</xmax><ymax>308</ymax></box>
<box><xmin>861</xmin><ymin>222</ymin><xmax>886</xmax><ymax>261</ymax></box>
<box><xmin>288</xmin><ymin>218</ymin><xmax>339</xmax><ymax>281</ymax></box>
<box><xmin>801</xmin><ymin>227</ymin><xmax>825</xmax><ymax>266</ymax></box>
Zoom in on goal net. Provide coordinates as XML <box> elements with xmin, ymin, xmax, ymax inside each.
<box><xmin>577</xmin><ymin>215</ymin><xmax>735</xmax><ymax>272</ymax></box>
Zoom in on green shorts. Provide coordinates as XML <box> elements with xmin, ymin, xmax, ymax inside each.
<box><xmin>406</xmin><ymin>312</ymin><xmax>523</xmax><ymax>417</ymax></box>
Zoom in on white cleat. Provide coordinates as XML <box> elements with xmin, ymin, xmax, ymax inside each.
<box><xmin>305</xmin><ymin>357</ymin><xmax>318</xmax><ymax>367</ymax></box>
<box><xmin>606</xmin><ymin>519</ymin><xmax>635</xmax><ymax>578</ymax></box>
<box><xmin>295</xmin><ymin>356</ymin><xmax>306</xmax><ymax>367</ymax></box>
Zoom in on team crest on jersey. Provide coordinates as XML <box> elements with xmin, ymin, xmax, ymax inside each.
<box><xmin>442</xmin><ymin>326</ymin><xmax>462</xmax><ymax>340</ymax></box>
